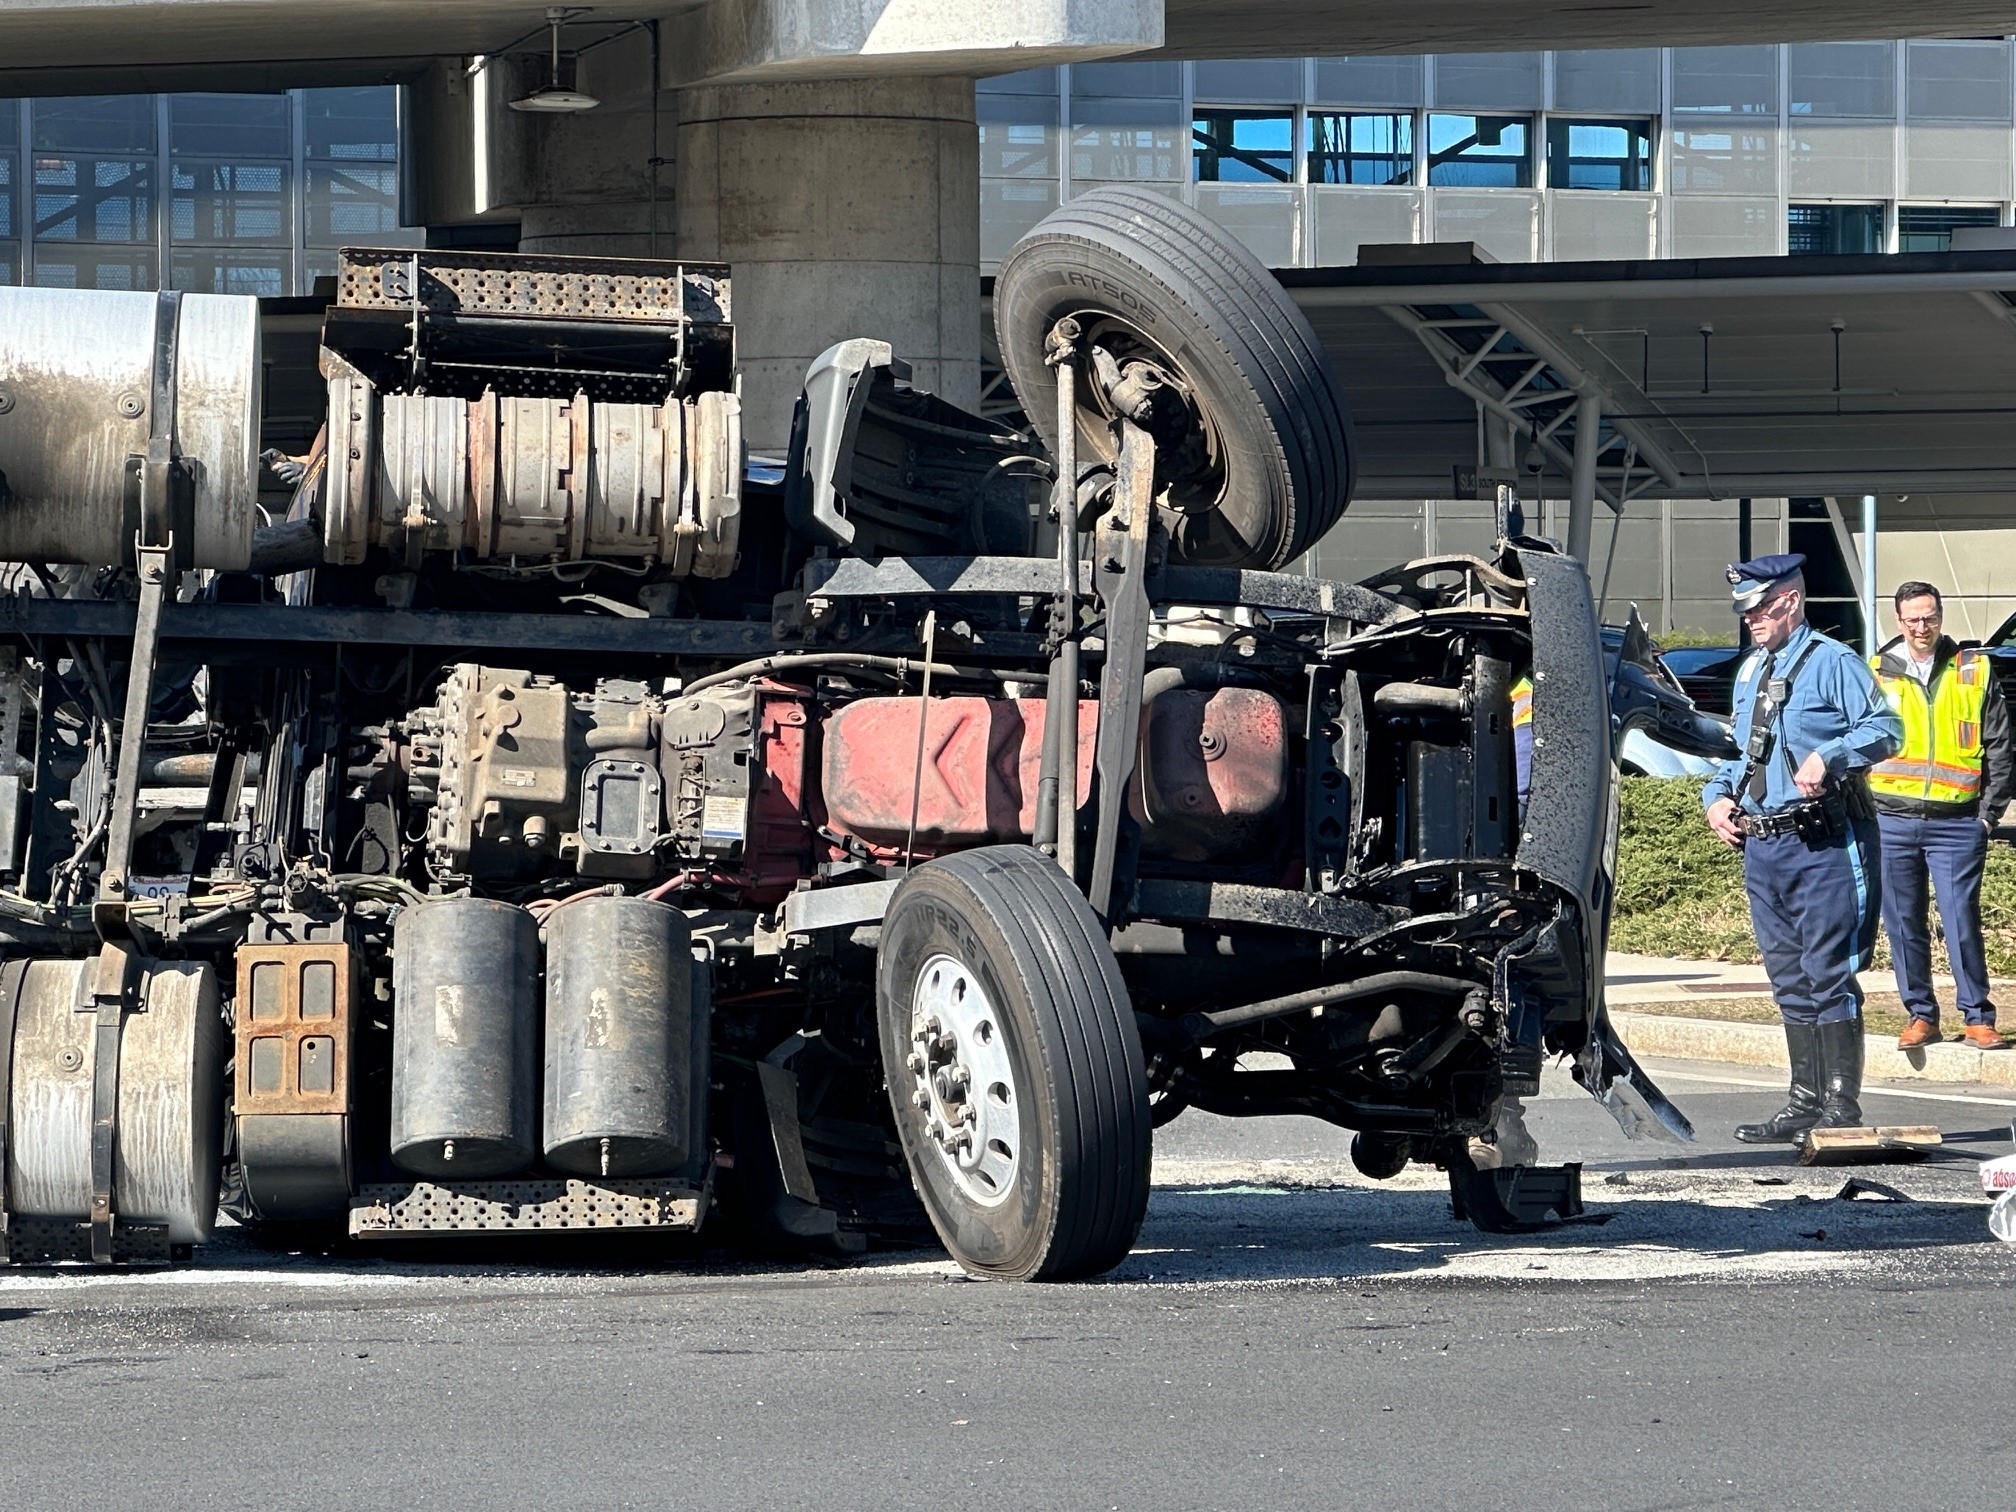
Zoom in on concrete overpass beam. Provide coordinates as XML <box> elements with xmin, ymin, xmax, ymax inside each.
<box><xmin>662</xmin><ymin>0</ymin><xmax>1162</xmax><ymax>87</ymax></box>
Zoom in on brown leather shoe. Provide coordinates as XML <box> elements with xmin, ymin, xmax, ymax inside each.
<box><xmin>1961</xmin><ymin>1024</ymin><xmax>2009</xmax><ymax>1050</ymax></box>
<box><xmin>1897</xmin><ymin>1018</ymin><xmax>1943</xmax><ymax>1050</ymax></box>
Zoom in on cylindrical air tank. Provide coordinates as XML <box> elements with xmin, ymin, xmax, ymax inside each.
<box><xmin>390</xmin><ymin>899</ymin><xmax>540</xmax><ymax>1179</ymax></box>
<box><xmin>542</xmin><ymin>896</ymin><xmax>694</xmax><ymax>1177</ymax></box>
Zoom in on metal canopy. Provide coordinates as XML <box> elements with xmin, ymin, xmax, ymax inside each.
<box><xmin>1281</xmin><ymin>249</ymin><xmax>2016</xmax><ymax>507</ymax></box>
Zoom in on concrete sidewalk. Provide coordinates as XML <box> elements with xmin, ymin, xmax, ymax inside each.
<box><xmin>1604</xmin><ymin>950</ymin><xmax>2016</xmax><ymax>1089</ymax></box>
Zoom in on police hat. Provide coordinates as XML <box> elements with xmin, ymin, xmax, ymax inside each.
<box><xmin>1725</xmin><ymin>553</ymin><xmax>1806</xmax><ymax>613</ymax></box>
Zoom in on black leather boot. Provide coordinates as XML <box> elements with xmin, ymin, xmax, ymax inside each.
<box><xmin>1814</xmin><ymin>1017</ymin><xmax>1866</xmax><ymax>1129</ymax></box>
<box><xmin>1734</xmin><ymin>1022</ymin><xmax>1823</xmax><ymax>1143</ymax></box>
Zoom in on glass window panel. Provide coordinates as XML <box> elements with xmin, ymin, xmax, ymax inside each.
<box><xmin>1670</xmin><ymin>46</ymin><xmax>1779</xmax><ymax>114</ymax></box>
<box><xmin>171</xmin><ymin>160</ymin><xmax>289</xmax><ymax>244</ymax></box>
<box><xmin>1545</xmin><ymin>118</ymin><xmax>1652</xmax><ymax>191</ymax></box>
<box><xmin>1070</xmin><ymin>62</ymin><xmax>1183</xmax><ymax>100</ymax></box>
<box><xmin>980</xmin><ymin>178</ymin><xmax>1059</xmax><ymax>266</ymax></box>
<box><xmin>979</xmin><ymin>120</ymin><xmax>1057</xmax><ymax>179</ymax></box>
<box><xmin>1307</xmin><ymin>111</ymin><xmax>1414</xmax><ymax>186</ymax></box>
<box><xmin>1788</xmin><ymin>41</ymin><xmax>1895</xmax><ymax>119</ymax></box>
<box><xmin>1669</xmin><ymin>115</ymin><xmax>1780</xmax><ymax>195</ymax></box>
<box><xmin>1902</xmin><ymin>123</ymin><xmax>2014</xmax><ymax>200</ymax></box>
<box><xmin>170</xmin><ymin>93</ymin><xmax>291</xmax><ymax>157</ymax></box>
<box><xmin>979</xmin><ymin>89</ymin><xmax>1057</xmax><ymax>128</ymax></box>
<box><xmin>1670</xmin><ymin>197</ymin><xmax>1781</xmax><ymax>256</ymax></box>
<box><xmin>304</xmin><ymin>251</ymin><xmax>340</xmax><ymax>295</ymax></box>
<box><xmin>303</xmin><ymin>86</ymin><xmax>398</xmax><ymax>161</ymax></box>
<box><xmin>1786</xmin><ymin>123</ymin><xmax>1894</xmax><ymax>199</ymax></box>
<box><xmin>1072</xmin><ymin>95</ymin><xmax>1185</xmax><ymax>130</ymax></box>
<box><xmin>171</xmin><ymin>246</ymin><xmax>290</xmax><ymax>296</ymax></box>
<box><xmin>32</xmin><ymin>95</ymin><xmax>156</xmax><ymax>153</ymax></box>
<box><xmin>1552</xmin><ymin>50</ymin><xmax>1660</xmax><ymax>113</ymax></box>
<box><xmin>1309</xmin><ymin>186</ymin><xmax>1423</xmax><ymax>266</ymax></box>
<box><xmin>1550</xmin><ymin>193</ymin><xmax>1657</xmax><ymax>260</ymax></box>
<box><xmin>1192</xmin><ymin>109</ymin><xmax>1294</xmax><ymax>183</ymax></box>
<box><xmin>1071</xmin><ymin>121</ymin><xmax>1185</xmax><ymax>180</ymax></box>
<box><xmin>1426</xmin><ymin>113</ymin><xmax>1531</xmax><ymax>188</ymax></box>
<box><xmin>978</xmin><ymin>68</ymin><xmax>1057</xmax><ymax>98</ymax></box>
<box><xmin>1906</xmin><ymin>40</ymin><xmax>2013</xmax><ymax>123</ymax></box>
<box><xmin>31</xmin><ymin>244</ymin><xmax>156</xmax><ymax>290</ymax></box>
<box><xmin>1786</xmin><ymin>202</ymin><xmax>1885</xmax><ymax>255</ymax></box>
<box><xmin>0</xmin><ymin>240</ymin><xmax>17</xmax><ymax>286</ymax></box>
<box><xmin>1192</xmin><ymin>184</ymin><xmax>1297</xmax><ymax>266</ymax></box>
<box><xmin>1312</xmin><ymin>56</ymin><xmax>1423</xmax><ymax>108</ymax></box>
<box><xmin>1192</xmin><ymin>59</ymin><xmax>1304</xmax><ymax>104</ymax></box>
<box><xmin>304</xmin><ymin>162</ymin><xmax>401</xmax><ymax>244</ymax></box>
<box><xmin>1432</xmin><ymin>53</ymin><xmax>1542</xmax><ymax>111</ymax></box>
<box><xmin>1897</xmin><ymin>204</ymin><xmax>2002</xmax><ymax>252</ymax></box>
<box><xmin>0</xmin><ymin>101</ymin><xmax>18</xmax><ymax>149</ymax></box>
<box><xmin>1430</xmin><ymin>190</ymin><xmax>1541</xmax><ymax>261</ymax></box>
<box><xmin>33</xmin><ymin>158</ymin><xmax>154</xmax><ymax>243</ymax></box>
<box><xmin>0</xmin><ymin>154</ymin><xmax>12</xmax><ymax>239</ymax></box>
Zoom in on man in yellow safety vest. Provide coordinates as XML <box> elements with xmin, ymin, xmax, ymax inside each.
<box><xmin>1867</xmin><ymin>581</ymin><xmax>2014</xmax><ymax>1050</ymax></box>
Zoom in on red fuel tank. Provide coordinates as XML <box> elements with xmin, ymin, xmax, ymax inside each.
<box><xmin>821</xmin><ymin>696</ymin><xmax>1095</xmax><ymax>851</ymax></box>
<box><xmin>820</xmin><ymin>686</ymin><xmax>1288</xmax><ymax>862</ymax></box>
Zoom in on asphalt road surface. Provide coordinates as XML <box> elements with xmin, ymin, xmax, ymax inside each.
<box><xmin>2</xmin><ymin>1056</ymin><xmax>2011</xmax><ymax>1511</ymax></box>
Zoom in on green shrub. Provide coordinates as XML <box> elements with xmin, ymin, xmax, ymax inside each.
<box><xmin>1611</xmin><ymin>775</ymin><xmax>2016</xmax><ymax>975</ymax></box>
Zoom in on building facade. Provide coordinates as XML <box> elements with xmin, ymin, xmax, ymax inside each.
<box><xmin>0</xmin><ymin>86</ymin><xmax>416</xmax><ymax>296</ymax></box>
<box><xmin>979</xmin><ymin>39</ymin><xmax>2016</xmax><ymax>641</ymax></box>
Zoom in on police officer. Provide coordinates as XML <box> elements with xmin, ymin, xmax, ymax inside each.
<box><xmin>1701</xmin><ymin>555</ymin><xmax>1903</xmax><ymax>1143</ymax></box>
<box><xmin>1867</xmin><ymin>581</ymin><xmax>2013</xmax><ymax>1051</ymax></box>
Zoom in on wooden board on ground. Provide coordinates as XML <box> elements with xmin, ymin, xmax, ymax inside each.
<box><xmin>1796</xmin><ymin>1125</ymin><xmax>1943</xmax><ymax>1165</ymax></box>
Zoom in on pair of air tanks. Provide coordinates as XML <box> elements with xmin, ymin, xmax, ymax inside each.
<box><xmin>392</xmin><ymin>893</ymin><xmax>703</xmax><ymax>1183</ymax></box>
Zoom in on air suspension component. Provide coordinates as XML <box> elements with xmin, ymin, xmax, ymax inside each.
<box><xmin>390</xmin><ymin>899</ymin><xmax>540</xmax><ymax>1179</ymax></box>
<box><xmin>2</xmin><ymin>955</ymin><xmax>225</xmax><ymax>1258</ymax></box>
<box><xmin>0</xmin><ymin>287</ymin><xmax>263</xmax><ymax>570</ymax></box>
<box><xmin>542</xmin><ymin>895</ymin><xmax>695</xmax><ymax>1177</ymax></box>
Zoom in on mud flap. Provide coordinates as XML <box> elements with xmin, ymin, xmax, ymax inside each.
<box><xmin>1577</xmin><ymin>1003</ymin><xmax>1695</xmax><ymax>1144</ymax></box>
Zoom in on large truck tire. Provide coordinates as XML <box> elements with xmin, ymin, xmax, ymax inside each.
<box><xmin>877</xmin><ymin>845</ymin><xmax>1150</xmax><ymax>1281</ymax></box>
<box><xmin>993</xmin><ymin>184</ymin><xmax>1353</xmax><ymax>571</ymax></box>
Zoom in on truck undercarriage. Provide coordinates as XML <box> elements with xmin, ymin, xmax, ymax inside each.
<box><xmin>0</xmin><ymin>186</ymin><xmax>1688</xmax><ymax>1279</ymax></box>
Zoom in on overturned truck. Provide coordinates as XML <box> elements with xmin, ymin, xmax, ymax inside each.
<box><xmin>0</xmin><ymin>188</ymin><xmax>1687</xmax><ymax>1279</ymax></box>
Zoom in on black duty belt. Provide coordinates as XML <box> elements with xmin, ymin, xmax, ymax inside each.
<box><xmin>1739</xmin><ymin>808</ymin><xmax>1813</xmax><ymax>839</ymax></box>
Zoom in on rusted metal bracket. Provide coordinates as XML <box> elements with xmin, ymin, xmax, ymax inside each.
<box><xmin>1034</xmin><ymin>318</ymin><xmax>1082</xmax><ymax>879</ymax></box>
<box><xmin>83</xmin><ymin>942</ymin><xmax>141</xmax><ymax>1264</ymax></box>
<box><xmin>94</xmin><ymin>541</ymin><xmax>172</xmax><ymax>932</ymax></box>
<box><xmin>1087</xmin><ymin>418</ymin><xmax>1158</xmax><ymax>921</ymax></box>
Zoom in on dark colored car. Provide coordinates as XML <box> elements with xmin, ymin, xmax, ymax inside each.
<box><xmin>1656</xmin><ymin>642</ymin><xmax>1747</xmax><ymax>717</ymax></box>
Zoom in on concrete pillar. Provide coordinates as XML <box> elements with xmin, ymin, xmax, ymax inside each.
<box><xmin>511</xmin><ymin>41</ymin><xmax>676</xmax><ymax>258</ymax></box>
<box><xmin>676</xmin><ymin>77</ymin><xmax>980</xmax><ymax>452</ymax></box>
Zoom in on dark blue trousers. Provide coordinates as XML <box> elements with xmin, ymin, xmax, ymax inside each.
<box><xmin>1742</xmin><ymin>819</ymin><xmax>1881</xmax><ymax>1026</ymax></box>
<box><xmin>1878</xmin><ymin>812</ymin><xmax>1996</xmax><ymax>1027</ymax></box>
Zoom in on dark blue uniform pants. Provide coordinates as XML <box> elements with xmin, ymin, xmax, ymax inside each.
<box><xmin>1878</xmin><ymin>812</ymin><xmax>1996</xmax><ymax>1027</ymax></box>
<box><xmin>1742</xmin><ymin>819</ymin><xmax>1881</xmax><ymax>1026</ymax></box>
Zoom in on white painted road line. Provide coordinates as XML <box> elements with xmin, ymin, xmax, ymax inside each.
<box><xmin>1650</xmin><ymin>1065</ymin><xmax>2016</xmax><ymax>1108</ymax></box>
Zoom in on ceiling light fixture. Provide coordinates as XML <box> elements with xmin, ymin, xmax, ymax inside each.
<box><xmin>510</xmin><ymin>7</ymin><xmax>600</xmax><ymax>113</ymax></box>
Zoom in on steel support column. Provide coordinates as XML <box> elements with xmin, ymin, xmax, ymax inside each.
<box><xmin>1567</xmin><ymin>392</ymin><xmax>1601</xmax><ymax>565</ymax></box>
<box><xmin>1861</xmin><ymin>493</ymin><xmax>1879</xmax><ymax>656</ymax></box>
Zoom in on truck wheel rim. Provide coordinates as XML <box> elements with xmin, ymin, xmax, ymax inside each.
<box><xmin>907</xmin><ymin>953</ymin><xmax>1019</xmax><ymax>1208</ymax></box>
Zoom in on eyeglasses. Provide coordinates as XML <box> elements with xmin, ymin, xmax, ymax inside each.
<box><xmin>1898</xmin><ymin>613</ymin><xmax>1942</xmax><ymax>627</ymax></box>
<box><xmin>1740</xmin><ymin>594</ymin><xmax>1794</xmax><ymax>621</ymax></box>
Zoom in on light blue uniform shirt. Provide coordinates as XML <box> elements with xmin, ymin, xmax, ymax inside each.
<box><xmin>1701</xmin><ymin>621</ymin><xmax>1902</xmax><ymax>816</ymax></box>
